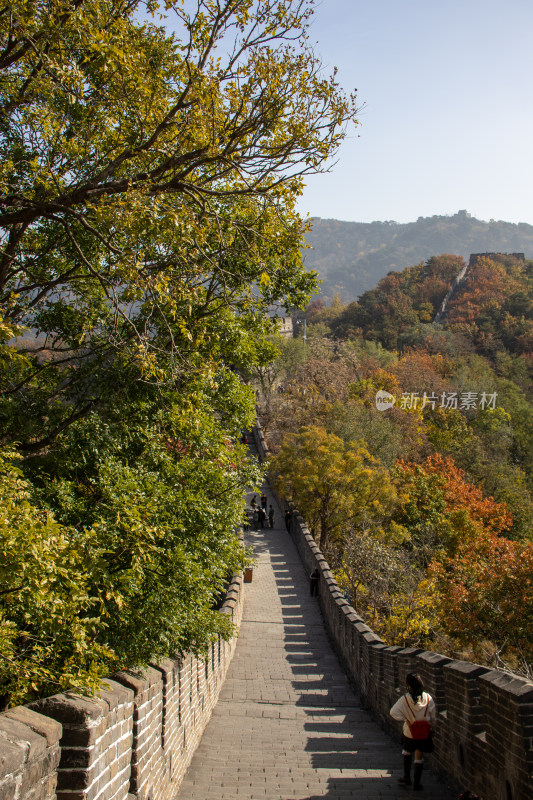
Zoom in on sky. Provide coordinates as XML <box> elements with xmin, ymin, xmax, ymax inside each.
<box><xmin>296</xmin><ymin>0</ymin><xmax>533</xmax><ymax>225</ymax></box>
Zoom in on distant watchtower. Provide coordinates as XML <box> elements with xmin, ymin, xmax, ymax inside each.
<box><xmin>272</xmin><ymin>315</ymin><xmax>293</xmax><ymax>337</ymax></box>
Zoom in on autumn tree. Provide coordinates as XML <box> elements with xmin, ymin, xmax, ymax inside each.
<box><xmin>270</xmin><ymin>426</ymin><xmax>395</xmax><ymax>552</ymax></box>
<box><xmin>334</xmin><ymin>453</ymin><xmax>515</xmax><ymax>652</ymax></box>
<box><xmin>267</xmin><ymin>249</ymin><xmax>533</xmax><ymax>673</ymax></box>
<box><xmin>392</xmin><ymin>454</ymin><xmax>512</xmax><ymax>566</ymax></box>
<box><xmin>0</xmin><ymin>0</ymin><xmax>357</xmax><ymax>449</ymax></box>
<box><xmin>431</xmin><ymin>534</ymin><xmax>533</xmax><ymax>676</ymax></box>
<box><xmin>336</xmin><ymin>529</ymin><xmax>404</xmax><ymax>613</ymax></box>
<box><xmin>330</xmin><ymin>255</ymin><xmax>466</xmax><ymax>348</ymax></box>
<box><xmin>0</xmin><ymin>0</ymin><xmax>358</xmax><ymax>705</ymax></box>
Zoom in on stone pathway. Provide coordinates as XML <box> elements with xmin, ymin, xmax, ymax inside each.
<box><xmin>175</xmin><ymin>456</ymin><xmax>456</xmax><ymax>799</ymax></box>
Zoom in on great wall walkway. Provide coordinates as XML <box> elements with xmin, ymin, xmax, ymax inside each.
<box><xmin>175</xmin><ymin>449</ymin><xmax>456</xmax><ymax>800</ymax></box>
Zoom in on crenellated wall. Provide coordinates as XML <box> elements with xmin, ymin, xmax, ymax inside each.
<box><xmin>254</xmin><ymin>424</ymin><xmax>533</xmax><ymax>800</ymax></box>
<box><xmin>0</xmin><ymin>571</ymin><xmax>244</xmax><ymax>800</ymax></box>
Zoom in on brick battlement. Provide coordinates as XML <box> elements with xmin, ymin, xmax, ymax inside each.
<box><xmin>0</xmin><ymin>571</ymin><xmax>244</xmax><ymax>800</ymax></box>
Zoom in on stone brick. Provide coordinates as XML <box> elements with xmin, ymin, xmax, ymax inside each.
<box><xmin>0</xmin><ymin>737</ymin><xmax>25</xmax><ymax>779</ymax></box>
<box><xmin>56</xmin><ymin>791</ymin><xmax>88</xmax><ymax>800</ymax></box>
<box><xmin>58</xmin><ymin>718</ymin><xmax>106</xmax><ymax>748</ymax></box>
<box><xmin>56</xmin><ymin>765</ymin><xmax>98</xmax><ymax>792</ymax></box>
<box><xmin>0</xmin><ymin>778</ymin><xmax>19</xmax><ymax>800</ymax></box>
<box><xmin>30</xmin><ymin>694</ymin><xmax>106</xmax><ymax>726</ymax></box>
<box><xmin>0</xmin><ymin>717</ymin><xmax>48</xmax><ymax>764</ymax></box>
<box><xmin>4</xmin><ymin>708</ymin><xmax>62</xmax><ymax>748</ymax></box>
<box><xmin>20</xmin><ymin>756</ymin><xmax>49</xmax><ymax>795</ymax></box>
<box><xmin>58</xmin><ymin>747</ymin><xmax>93</xmax><ymax>770</ymax></box>
<box><xmin>97</xmin><ymin>680</ymin><xmax>134</xmax><ymax>711</ymax></box>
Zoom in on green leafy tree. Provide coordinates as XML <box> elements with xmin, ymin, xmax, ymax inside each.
<box><xmin>0</xmin><ymin>0</ymin><xmax>358</xmax><ymax>705</ymax></box>
<box><xmin>0</xmin><ymin>0</ymin><xmax>357</xmax><ymax>450</ymax></box>
<box><xmin>0</xmin><ymin>447</ymin><xmax>114</xmax><ymax>706</ymax></box>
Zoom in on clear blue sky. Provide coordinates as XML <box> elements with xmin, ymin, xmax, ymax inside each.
<box><xmin>297</xmin><ymin>0</ymin><xmax>533</xmax><ymax>225</ymax></box>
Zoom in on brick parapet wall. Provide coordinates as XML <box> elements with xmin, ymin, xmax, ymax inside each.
<box><xmin>1</xmin><ymin>570</ymin><xmax>244</xmax><ymax>800</ymax></box>
<box><xmin>0</xmin><ymin>707</ymin><xmax>62</xmax><ymax>800</ymax></box>
<box><xmin>253</xmin><ymin>423</ymin><xmax>533</xmax><ymax>800</ymax></box>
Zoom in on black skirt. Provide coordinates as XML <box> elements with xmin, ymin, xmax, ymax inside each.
<box><xmin>402</xmin><ymin>733</ymin><xmax>434</xmax><ymax>754</ymax></box>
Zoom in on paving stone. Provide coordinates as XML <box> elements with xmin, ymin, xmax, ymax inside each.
<box><xmin>174</xmin><ymin>441</ymin><xmax>456</xmax><ymax>800</ymax></box>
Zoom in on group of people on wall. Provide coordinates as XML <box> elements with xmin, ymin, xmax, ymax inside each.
<box><xmin>249</xmin><ymin>493</ymin><xmax>275</xmax><ymax>529</ymax></box>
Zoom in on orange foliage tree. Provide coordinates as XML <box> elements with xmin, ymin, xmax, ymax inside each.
<box><xmin>446</xmin><ymin>255</ymin><xmax>526</xmax><ymax>326</ymax></box>
<box><xmin>392</xmin><ymin>454</ymin><xmax>512</xmax><ymax>563</ymax></box>
<box><xmin>431</xmin><ymin>534</ymin><xmax>533</xmax><ymax>675</ymax></box>
<box><xmin>421</xmin><ymin>454</ymin><xmax>513</xmax><ymax>535</ymax></box>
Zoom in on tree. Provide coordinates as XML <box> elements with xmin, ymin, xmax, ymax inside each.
<box><xmin>392</xmin><ymin>454</ymin><xmax>512</xmax><ymax>566</ymax></box>
<box><xmin>0</xmin><ymin>447</ymin><xmax>113</xmax><ymax>706</ymax></box>
<box><xmin>0</xmin><ymin>0</ymin><xmax>358</xmax><ymax>705</ymax></box>
<box><xmin>0</xmin><ymin>0</ymin><xmax>357</xmax><ymax>450</ymax></box>
<box><xmin>270</xmin><ymin>426</ymin><xmax>395</xmax><ymax>552</ymax></box>
<box><xmin>330</xmin><ymin>256</ymin><xmax>466</xmax><ymax>348</ymax></box>
<box><xmin>335</xmin><ymin>529</ymin><xmax>440</xmax><ymax>648</ymax></box>
<box><xmin>431</xmin><ymin>534</ymin><xmax>533</xmax><ymax>676</ymax></box>
<box><xmin>265</xmin><ymin>260</ymin><xmax>533</xmax><ymax>669</ymax></box>
<box><xmin>336</xmin><ymin>529</ymin><xmax>402</xmax><ymax>613</ymax></box>
<box><xmin>0</xmin><ymin>379</ymin><xmax>264</xmax><ymax>706</ymax></box>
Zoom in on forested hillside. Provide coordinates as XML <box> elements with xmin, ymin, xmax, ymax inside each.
<box><xmin>261</xmin><ymin>252</ymin><xmax>533</xmax><ymax>677</ymax></box>
<box><xmin>304</xmin><ymin>212</ymin><xmax>533</xmax><ymax>301</ymax></box>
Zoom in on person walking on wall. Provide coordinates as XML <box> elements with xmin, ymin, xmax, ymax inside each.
<box><xmin>310</xmin><ymin>567</ymin><xmax>320</xmax><ymax>596</ymax></box>
<box><xmin>390</xmin><ymin>672</ymin><xmax>436</xmax><ymax>791</ymax></box>
<box><xmin>260</xmin><ymin>492</ymin><xmax>267</xmax><ymax>511</ymax></box>
<box><xmin>268</xmin><ymin>504</ymin><xmax>275</xmax><ymax>528</ymax></box>
<box><xmin>257</xmin><ymin>506</ymin><xmax>266</xmax><ymax>529</ymax></box>
<box><xmin>284</xmin><ymin>509</ymin><xmax>292</xmax><ymax>532</ymax></box>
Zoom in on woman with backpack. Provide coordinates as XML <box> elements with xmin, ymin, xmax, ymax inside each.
<box><xmin>390</xmin><ymin>672</ymin><xmax>436</xmax><ymax>791</ymax></box>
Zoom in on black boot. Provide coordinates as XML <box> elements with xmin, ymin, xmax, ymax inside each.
<box><xmin>413</xmin><ymin>761</ymin><xmax>423</xmax><ymax>791</ymax></box>
<box><xmin>398</xmin><ymin>754</ymin><xmax>412</xmax><ymax>786</ymax></box>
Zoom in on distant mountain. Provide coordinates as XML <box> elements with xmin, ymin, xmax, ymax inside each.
<box><xmin>303</xmin><ymin>211</ymin><xmax>533</xmax><ymax>302</ymax></box>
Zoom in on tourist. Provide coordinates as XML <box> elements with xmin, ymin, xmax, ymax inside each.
<box><xmin>284</xmin><ymin>510</ymin><xmax>292</xmax><ymax>532</ymax></box>
<box><xmin>268</xmin><ymin>504</ymin><xmax>275</xmax><ymax>528</ymax></box>
<box><xmin>261</xmin><ymin>492</ymin><xmax>267</xmax><ymax>511</ymax></box>
<box><xmin>390</xmin><ymin>673</ymin><xmax>436</xmax><ymax>791</ymax></box>
<box><xmin>310</xmin><ymin>567</ymin><xmax>320</xmax><ymax>596</ymax></box>
<box><xmin>257</xmin><ymin>506</ymin><xmax>266</xmax><ymax>529</ymax></box>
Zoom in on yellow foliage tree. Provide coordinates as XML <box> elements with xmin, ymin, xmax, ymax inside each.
<box><xmin>270</xmin><ymin>426</ymin><xmax>395</xmax><ymax>551</ymax></box>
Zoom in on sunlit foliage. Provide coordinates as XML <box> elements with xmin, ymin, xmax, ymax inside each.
<box><xmin>0</xmin><ymin>0</ymin><xmax>358</xmax><ymax>705</ymax></box>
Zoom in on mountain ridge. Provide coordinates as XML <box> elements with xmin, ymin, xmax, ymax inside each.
<box><xmin>303</xmin><ymin>211</ymin><xmax>533</xmax><ymax>302</ymax></box>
